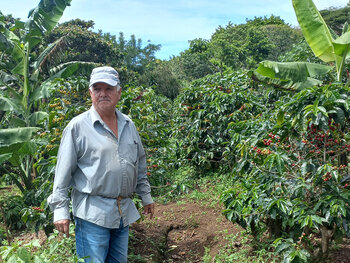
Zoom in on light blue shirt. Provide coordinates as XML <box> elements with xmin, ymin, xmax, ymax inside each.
<box><xmin>47</xmin><ymin>106</ymin><xmax>153</xmax><ymax>228</ymax></box>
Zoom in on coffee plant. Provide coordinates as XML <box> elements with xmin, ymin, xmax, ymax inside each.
<box><xmin>222</xmin><ymin>83</ymin><xmax>350</xmax><ymax>261</ymax></box>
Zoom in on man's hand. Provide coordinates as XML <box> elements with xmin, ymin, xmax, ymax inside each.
<box><xmin>54</xmin><ymin>219</ymin><xmax>70</xmax><ymax>237</ymax></box>
<box><xmin>143</xmin><ymin>203</ymin><xmax>155</xmax><ymax>219</ymax></box>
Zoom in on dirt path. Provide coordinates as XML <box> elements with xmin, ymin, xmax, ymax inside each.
<box><xmin>129</xmin><ymin>199</ymin><xmax>242</xmax><ymax>262</ymax></box>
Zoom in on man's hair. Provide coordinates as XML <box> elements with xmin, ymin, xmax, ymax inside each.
<box><xmin>89</xmin><ymin>84</ymin><xmax>121</xmax><ymax>92</ymax></box>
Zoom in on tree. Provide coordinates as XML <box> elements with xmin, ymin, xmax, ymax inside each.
<box><xmin>178</xmin><ymin>38</ymin><xmax>215</xmax><ymax>80</ymax></box>
<box><xmin>209</xmin><ymin>16</ymin><xmax>301</xmax><ymax>70</ymax></box>
<box><xmin>44</xmin><ymin>19</ymin><xmax>123</xmax><ymax>67</ymax></box>
<box><xmin>142</xmin><ymin>60</ymin><xmax>181</xmax><ymax>100</ymax></box>
<box><xmin>255</xmin><ymin>0</ymin><xmax>350</xmax><ymax>87</ymax></box>
<box><xmin>320</xmin><ymin>6</ymin><xmax>350</xmax><ymax>36</ymax></box>
<box><xmin>115</xmin><ymin>33</ymin><xmax>161</xmax><ymax>75</ymax></box>
<box><xmin>0</xmin><ymin>0</ymin><xmax>96</xmax><ymax>193</ymax></box>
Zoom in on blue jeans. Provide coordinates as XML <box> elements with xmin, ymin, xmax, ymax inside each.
<box><xmin>75</xmin><ymin>217</ymin><xmax>129</xmax><ymax>263</ymax></box>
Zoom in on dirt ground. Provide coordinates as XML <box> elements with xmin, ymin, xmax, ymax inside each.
<box><xmin>129</xmin><ymin>199</ymin><xmax>242</xmax><ymax>262</ymax></box>
<box><xmin>6</xmin><ymin>198</ymin><xmax>350</xmax><ymax>263</ymax></box>
<box><xmin>130</xmin><ymin>199</ymin><xmax>350</xmax><ymax>263</ymax></box>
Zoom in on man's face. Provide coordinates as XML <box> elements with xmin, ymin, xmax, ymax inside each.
<box><xmin>89</xmin><ymin>82</ymin><xmax>121</xmax><ymax>114</ymax></box>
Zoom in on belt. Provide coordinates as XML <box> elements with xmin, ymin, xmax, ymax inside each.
<box><xmin>116</xmin><ymin>196</ymin><xmax>126</xmax><ymax>216</ymax></box>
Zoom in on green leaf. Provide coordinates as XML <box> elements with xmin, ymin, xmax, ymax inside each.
<box><xmin>25</xmin><ymin>0</ymin><xmax>73</xmax><ymax>50</ymax></box>
<box><xmin>277</xmin><ymin>110</ymin><xmax>285</xmax><ymax>126</ymax></box>
<box><xmin>48</xmin><ymin>61</ymin><xmax>97</xmax><ymax>80</ymax></box>
<box><xmin>29</xmin><ymin>81</ymin><xmax>56</xmax><ymax>102</ymax></box>
<box><xmin>0</xmin><ymin>96</ymin><xmax>20</xmax><ymax>111</ymax></box>
<box><xmin>29</xmin><ymin>111</ymin><xmax>49</xmax><ymax>126</ymax></box>
<box><xmin>9</xmin><ymin>116</ymin><xmax>27</xmax><ymax>127</ymax></box>
<box><xmin>17</xmin><ymin>247</ymin><xmax>31</xmax><ymax>262</ymax></box>
<box><xmin>317</xmin><ymin>106</ymin><xmax>328</xmax><ymax>116</ymax></box>
<box><xmin>333</xmin><ymin>31</ymin><xmax>350</xmax><ymax>57</ymax></box>
<box><xmin>254</xmin><ymin>61</ymin><xmax>331</xmax><ymax>90</ymax></box>
<box><xmin>292</xmin><ymin>0</ymin><xmax>334</xmax><ymax>62</ymax></box>
<box><xmin>0</xmin><ymin>127</ymin><xmax>39</xmax><ymax>147</ymax></box>
<box><xmin>0</xmin><ymin>70</ymin><xmax>18</xmax><ymax>84</ymax></box>
<box><xmin>0</xmin><ymin>153</ymin><xmax>12</xmax><ymax>165</ymax></box>
<box><xmin>256</xmin><ymin>61</ymin><xmax>332</xmax><ymax>82</ymax></box>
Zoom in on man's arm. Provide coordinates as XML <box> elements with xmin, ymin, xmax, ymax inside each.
<box><xmin>134</xmin><ymin>130</ymin><xmax>154</xmax><ymax>219</ymax></box>
<box><xmin>47</xmin><ymin>125</ymin><xmax>78</xmax><ymax>235</ymax></box>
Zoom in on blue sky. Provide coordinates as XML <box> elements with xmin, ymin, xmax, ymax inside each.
<box><xmin>1</xmin><ymin>0</ymin><xmax>348</xmax><ymax>60</ymax></box>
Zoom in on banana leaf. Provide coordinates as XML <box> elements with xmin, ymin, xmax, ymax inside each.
<box><xmin>29</xmin><ymin>111</ymin><xmax>49</xmax><ymax>126</ymax></box>
<box><xmin>31</xmin><ymin>36</ymin><xmax>68</xmax><ymax>81</ymax></box>
<box><xmin>49</xmin><ymin>61</ymin><xmax>99</xmax><ymax>79</ymax></box>
<box><xmin>29</xmin><ymin>61</ymin><xmax>97</xmax><ymax>103</ymax></box>
<box><xmin>254</xmin><ymin>61</ymin><xmax>332</xmax><ymax>90</ymax></box>
<box><xmin>0</xmin><ymin>95</ymin><xmax>24</xmax><ymax>113</ymax></box>
<box><xmin>0</xmin><ymin>70</ymin><xmax>18</xmax><ymax>84</ymax></box>
<box><xmin>0</xmin><ymin>153</ymin><xmax>12</xmax><ymax>165</ymax></box>
<box><xmin>292</xmin><ymin>0</ymin><xmax>334</xmax><ymax>62</ymax></box>
<box><xmin>0</xmin><ymin>127</ymin><xmax>39</xmax><ymax>147</ymax></box>
<box><xmin>25</xmin><ymin>0</ymin><xmax>72</xmax><ymax>50</ymax></box>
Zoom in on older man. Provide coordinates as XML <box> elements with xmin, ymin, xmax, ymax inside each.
<box><xmin>48</xmin><ymin>66</ymin><xmax>154</xmax><ymax>263</ymax></box>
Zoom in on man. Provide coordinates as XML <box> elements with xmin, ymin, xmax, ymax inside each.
<box><xmin>48</xmin><ymin>66</ymin><xmax>154</xmax><ymax>263</ymax></box>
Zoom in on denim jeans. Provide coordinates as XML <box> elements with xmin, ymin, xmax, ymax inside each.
<box><xmin>75</xmin><ymin>217</ymin><xmax>129</xmax><ymax>263</ymax></box>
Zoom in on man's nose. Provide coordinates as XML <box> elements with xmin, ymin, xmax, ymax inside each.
<box><xmin>100</xmin><ymin>89</ymin><xmax>107</xmax><ymax>96</ymax></box>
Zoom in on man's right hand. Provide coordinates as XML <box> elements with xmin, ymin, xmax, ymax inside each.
<box><xmin>54</xmin><ymin>219</ymin><xmax>70</xmax><ymax>237</ymax></box>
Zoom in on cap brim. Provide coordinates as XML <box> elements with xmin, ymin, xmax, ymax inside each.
<box><xmin>89</xmin><ymin>79</ymin><xmax>119</xmax><ymax>87</ymax></box>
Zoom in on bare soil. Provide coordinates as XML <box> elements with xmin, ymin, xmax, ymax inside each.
<box><xmin>6</xmin><ymin>198</ymin><xmax>350</xmax><ymax>263</ymax></box>
<box><xmin>129</xmin><ymin>198</ymin><xmax>242</xmax><ymax>262</ymax></box>
<box><xmin>130</xmin><ymin>199</ymin><xmax>350</xmax><ymax>263</ymax></box>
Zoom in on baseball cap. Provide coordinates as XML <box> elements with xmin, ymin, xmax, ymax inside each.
<box><xmin>89</xmin><ymin>66</ymin><xmax>120</xmax><ymax>87</ymax></box>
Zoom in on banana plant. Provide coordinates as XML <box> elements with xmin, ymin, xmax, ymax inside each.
<box><xmin>254</xmin><ymin>0</ymin><xmax>350</xmax><ymax>89</ymax></box>
<box><xmin>0</xmin><ymin>0</ymin><xmax>96</xmax><ymax>192</ymax></box>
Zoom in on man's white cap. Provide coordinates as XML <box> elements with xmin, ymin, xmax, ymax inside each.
<box><xmin>89</xmin><ymin>66</ymin><xmax>120</xmax><ymax>87</ymax></box>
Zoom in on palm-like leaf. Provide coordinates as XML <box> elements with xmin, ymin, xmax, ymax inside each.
<box><xmin>0</xmin><ymin>127</ymin><xmax>39</xmax><ymax>147</ymax></box>
<box><xmin>254</xmin><ymin>61</ymin><xmax>332</xmax><ymax>90</ymax></box>
<box><xmin>49</xmin><ymin>61</ymin><xmax>99</xmax><ymax>79</ymax></box>
<box><xmin>292</xmin><ymin>0</ymin><xmax>334</xmax><ymax>62</ymax></box>
<box><xmin>31</xmin><ymin>36</ymin><xmax>69</xmax><ymax>81</ymax></box>
<box><xmin>292</xmin><ymin>0</ymin><xmax>350</xmax><ymax>81</ymax></box>
<box><xmin>25</xmin><ymin>0</ymin><xmax>72</xmax><ymax>50</ymax></box>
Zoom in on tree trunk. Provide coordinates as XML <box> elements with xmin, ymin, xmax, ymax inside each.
<box><xmin>321</xmin><ymin>225</ymin><xmax>334</xmax><ymax>258</ymax></box>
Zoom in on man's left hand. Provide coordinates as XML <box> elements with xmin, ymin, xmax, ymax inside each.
<box><xmin>143</xmin><ymin>203</ymin><xmax>155</xmax><ymax>219</ymax></box>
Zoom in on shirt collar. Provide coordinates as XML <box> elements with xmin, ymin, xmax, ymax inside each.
<box><xmin>89</xmin><ymin>106</ymin><xmax>129</xmax><ymax>126</ymax></box>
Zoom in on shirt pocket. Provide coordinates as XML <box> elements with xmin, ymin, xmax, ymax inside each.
<box><xmin>122</xmin><ymin>141</ymin><xmax>138</xmax><ymax>166</ymax></box>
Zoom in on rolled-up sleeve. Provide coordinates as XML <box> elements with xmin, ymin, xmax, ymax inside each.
<box><xmin>47</xmin><ymin>124</ymin><xmax>78</xmax><ymax>222</ymax></box>
<box><xmin>134</xmin><ymin>129</ymin><xmax>153</xmax><ymax>206</ymax></box>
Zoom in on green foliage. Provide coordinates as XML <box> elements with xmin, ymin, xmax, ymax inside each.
<box><xmin>255</xmin><ymin>0</ymin><xmax>350</xmax><ymax>93</ymax></box>
<box><xmin>210</xmin><ymin>16</ymin><xmax>301</xmax><ymax>69</ymax></box>
<box><xmin>141</xmin><ymin>60</ymin><xmax>181</xmax><ymax>99</ymax></box>
<box><xmin>254</xmin><ymin>60</ymin><xmax>332</xmax><ymax>90</ymax></box>
<box><xmin>0</xmin><ymin>195</ymin><xmax>26</xmax><ymax>230</ymax></box>
<box><xmin>0</xmin><ymin>1</ymin><xmax>96</xmax><ymax>194</ymax></box>
<box><xmin>0</xmin><ymin>226</ymin><xmax>82</xmax><ymax>263</ymax></box>
<box><xmin>292</xmin><ymin>0</ymin><xmax>350</xmax><ymax>81</ymax></box>
<box><xmin>279</xmin><ymin>40</ymin><xmax>323</xmax><ymax>64</ymax></box>
<box><xmin>320</xmin><ymin>6</ymin><xmax>350</xmax><ymax>36</ymax></box>
<box><xmin>44</xmin><ymin>19</ymin><xmax>123</xmax><ymax>68</ymax></box>
<box><xmin>222</xmin><ymin>83</ymin><xmax>350</xmax><ymax>261</ymax></box>
<box><xmin>172</xmin><ymin>16</ymin><xmax>302</xmax><ymax>82</ymax></box>
<box><xmin>172</xmin><ymin>70</ymin><xmax>267</xmax><ymax>173</ymax></box>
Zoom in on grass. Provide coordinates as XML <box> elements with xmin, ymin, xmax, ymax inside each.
<box><xmin>208</xmin><ymin>231</ymin><xmax>277</xmax><ymax>263</ymax></box>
